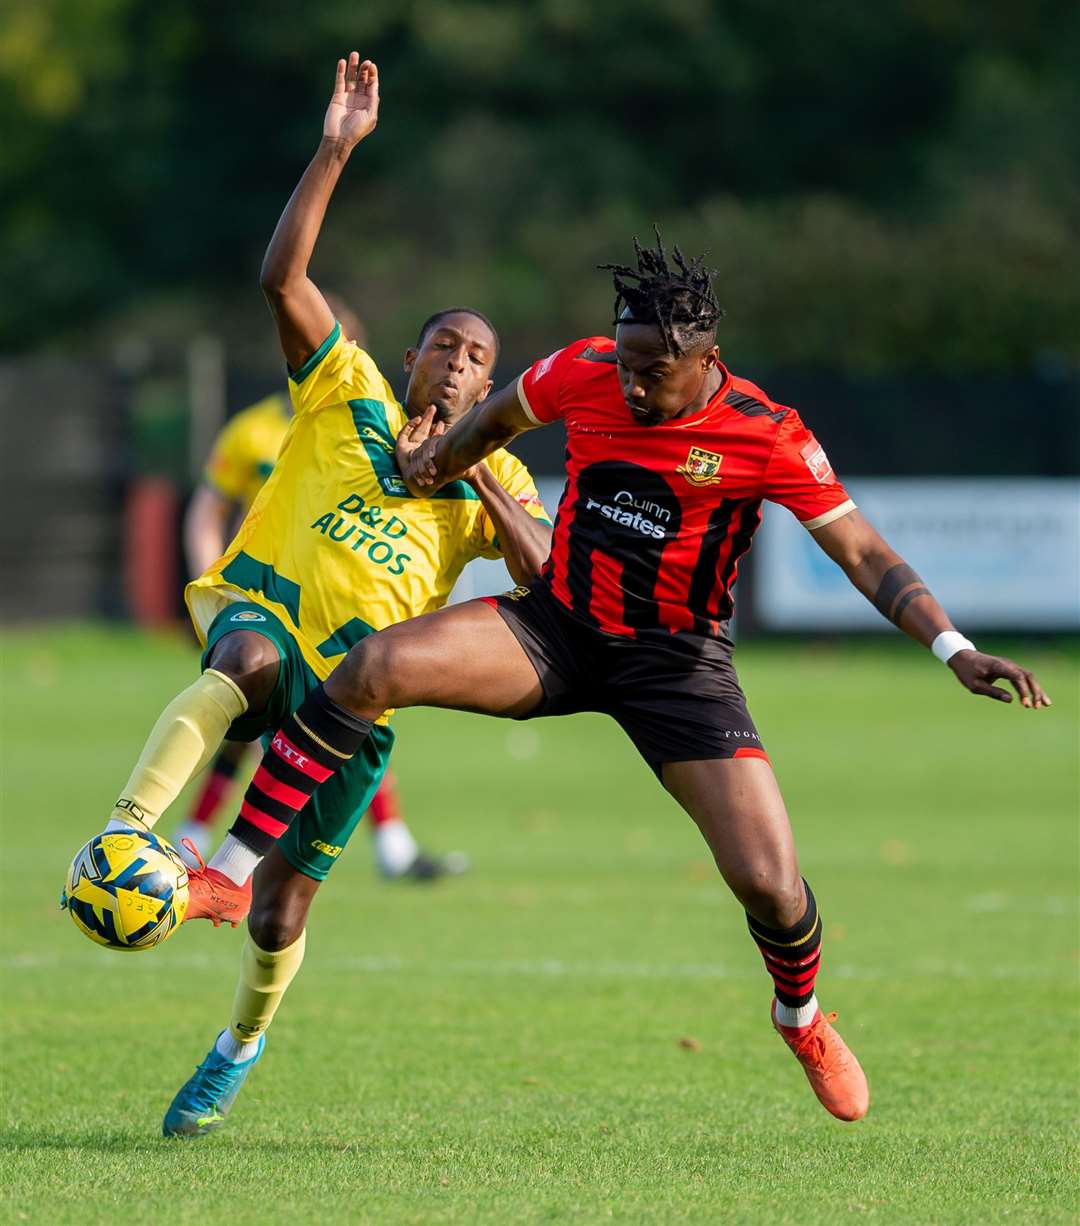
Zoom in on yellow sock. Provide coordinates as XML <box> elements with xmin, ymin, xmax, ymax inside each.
<box><xmin>229</xmin><ymin>930</ymin><xmax>307</xmax><ymax>1043</ymax></box>
<box><xmin>109</xmin><ymin>668</ymin><xmax>247</xmax><ymax>830</ymax></box>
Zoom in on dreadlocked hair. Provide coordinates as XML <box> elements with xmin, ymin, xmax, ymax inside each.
<box><xmin>599</xmin><ymin>228</ymin><xmax>724</xmax><ymax>356</ymax></box>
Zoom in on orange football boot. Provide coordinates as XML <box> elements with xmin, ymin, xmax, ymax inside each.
<box><xmin>772</xmin><ymin>1001</ymin><xmax>870</xmax><ymax>1121</ymax></box>
<box><xmin>180</xmin><ymin>840</ymin><xmax>252</xmax><ymax>929</ymax></box>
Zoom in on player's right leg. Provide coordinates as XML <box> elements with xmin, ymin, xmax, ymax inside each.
<box><xmin>103</xmin><ymin>622</ymin><xmax>278</xmax><ymax>837</ymax></box>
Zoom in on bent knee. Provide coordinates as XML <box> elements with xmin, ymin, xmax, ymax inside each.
<box><xmin>248</xmin><ymin>901</ymin><xmax>307</xmax><ymax>952</ymax></box>
<box><xmin>732</xmin><ymin>867</ymin><xmax>805</xmax><ymax>930</ymax></box>
<box><xmin>336</xmin><ymin>633</ymin><xmax>402</xmax><ymax>711</ymax></box>
<box><xmin>207</xmin><ymin>630</ymin><xmax>280</xmax><ymax>709</ymax></box>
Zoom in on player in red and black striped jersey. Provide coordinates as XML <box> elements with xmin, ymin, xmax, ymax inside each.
<box><xmin>516</xmin><ymin>332</ymin><xmax>854</xmax><ymax>641</ymax></box>
<box><xmin>223</xmin><ymin>233</ymin><xmax>1051</xmax><ymax>1123</ymax></box>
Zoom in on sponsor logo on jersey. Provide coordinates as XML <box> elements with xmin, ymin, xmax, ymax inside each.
<box><xmin>800</xmin><ymin>437</ymin><xmax>835</xmax><ymax>484</ymax></box>
<box><xmin>584</xmin><ymin>489</ymin><xmax>670</xmax><ymax>540</ymax></box>
<box><xmin>676</xmin><ymin>446</ymin><xmax>723</xmax><ymax>487</ymax></box>
<box><xmin>230</xmin><ymin>610</ymin><xmax>267</xmax><ymax>623</ymax></box>
<box><xmin>357</xmin><ymin>424</ymin><xmax>396</xmax><ymax>456</ymax></box>
<box><xmin>310</xmin><ymin>839</ymin><xmax>343</xmax><ymax>858</ymax></box>
<box><xmin>505</xmin><ymin>585</ymin><xmax>531</xmax><ymax>601</ymax></box>
<box><xmin>309</xmin><ymin>493</ymin><xmax>412</xmax><ymax>575</ymax></box>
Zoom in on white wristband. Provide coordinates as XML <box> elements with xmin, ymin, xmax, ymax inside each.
<box><xmin>931</xmin><ymin>630</ymin><xmax>976</xmax><ymax>664</ymax></box>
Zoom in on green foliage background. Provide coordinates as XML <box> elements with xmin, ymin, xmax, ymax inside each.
<box><xmin>2</xmin><ymin>0</ymin><xmax>1078</xmax><ymax>373</ymax></box>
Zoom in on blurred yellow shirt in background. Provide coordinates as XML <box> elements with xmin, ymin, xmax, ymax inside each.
<box><xmin>203</xmin><ymin>391</ymin><xmax>292</xmax><ymax>513</ymax></box>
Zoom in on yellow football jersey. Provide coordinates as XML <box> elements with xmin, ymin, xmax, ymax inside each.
<box><xmin>186</xmin><ymin>322</ymin><xmax>551</xmax><ymax>707</ymax></box>
<box><xmin>203</xmin><ymin>391</ymin><xmax>292</xmax><ymax>512</ymax></box>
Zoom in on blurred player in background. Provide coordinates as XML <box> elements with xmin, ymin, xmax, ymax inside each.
<box><xmin>81</xmin><ymin>53</ymin><xmax>553</xmax><ymax>1137</ymax></box>
<box><xmin>227</xmin><ymin>226</ymin><xmax>1051</xmax><ymax>1127</ymax></box>
<box><xmin>176</xmin><ymin>296</ymin><xmax>464</xmax><ymax>883</ymax></box>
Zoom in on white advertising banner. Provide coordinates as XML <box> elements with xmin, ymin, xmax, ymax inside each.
<box><xmin>754</xmin><ymin>478</ymin><xmax>1080</xmax><ymax>631</ymax></box>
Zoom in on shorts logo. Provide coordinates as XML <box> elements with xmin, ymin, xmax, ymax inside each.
<box><xmin>230</xmin><ymin>610</ymin><xmax>267</xmax><ymax>623</ymax></box>
<box><xmin>505</xmin><ymin>585</ymin><xmax>531</xmax><ymax>601</ymax></box>
<box><xmin>800</xmin><ymin>437</ymin><xmax>835</xmax><ymax>484</ymax></box>
<box><xmin>310</xmin><ymin>839</ymin><xmax>343</xmax><ymax>858</ymax></box>
<box><xmin>676</xmin><ymin>446</ymin><xmax>723</xmax><ymax>487</ymax></box>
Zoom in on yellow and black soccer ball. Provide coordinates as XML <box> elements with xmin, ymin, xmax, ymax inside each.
<box><xmin>60</xmin><ymin>829</ymin><xmax>189</xmax><ymax>951</ymax></box>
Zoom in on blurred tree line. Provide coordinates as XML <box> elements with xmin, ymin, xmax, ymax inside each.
<box><xmin>2</xmin><ymin>0</ymin><xmax>1078</xmax><ymax>377</ymax></box>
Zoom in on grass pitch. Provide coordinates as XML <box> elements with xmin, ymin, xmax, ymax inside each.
<box><xmin>1</xmin><ymin>625</ymin><xmax>1077</xmax><ymax>1225</ymax></box>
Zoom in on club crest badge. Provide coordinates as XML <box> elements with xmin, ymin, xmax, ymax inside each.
<box><xmin>676</xmin><ymin>446</ymin><xmax>723</xmax><ymax>487</ymax></box>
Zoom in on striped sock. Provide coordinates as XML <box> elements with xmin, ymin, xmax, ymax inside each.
<box><xmin>229</xmin><ymin>687</ymin><xmax>372</xmax><ymax>857</ymax></box>
<box><xmin>747</xmin><ymin>879</ymin><xmax>822</xmax><ymax>1022</ymax></box>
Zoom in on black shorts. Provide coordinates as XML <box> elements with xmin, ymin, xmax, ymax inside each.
<box><xmin>484</xmin><ymin>582</ymin><xmax>766</xmax><ymax>776</ymax></box>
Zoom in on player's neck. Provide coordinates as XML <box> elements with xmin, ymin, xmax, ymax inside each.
<box><xmin>675</xmin><ymin>366</ymin><xmax>725</xmax><ymax>420</ymax></box>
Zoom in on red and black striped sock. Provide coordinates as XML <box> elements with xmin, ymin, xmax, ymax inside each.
<box><xmin>747</xmin><ymin>879</ymin><xmax>822</xmax><ymax>1011</ymax></box>
<box><xmin>229</xmin><ymin>687</ymin><xmax>372</xmax><ymax>857</ymax></box>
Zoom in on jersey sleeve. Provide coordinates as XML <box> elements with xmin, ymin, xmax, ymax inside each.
<box><xmin>470</xmin><ymin>454</ymin><xmax>553</xmax><ymax>561</ymax></box>
<box><xmin>203</xmin><ymin>411</ymin><xmax>259</xmax><ymax>503</ymax></box>
<box><xmin>762</xmin><ymin>410</ymin><xmax>856</xmax><ymax>529</ymax></box>
<box><xmin>287</xmin><ymin>321</ymin><xmax>387</xmax><ymax>416</ymax></box>
<box><xmin>516</xmin><ymin>338</ymin><xmax>593</xmax><ymax>425</ymax></box>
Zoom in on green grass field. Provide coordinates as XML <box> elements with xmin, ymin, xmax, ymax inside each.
<box><xmin>1</xmin><ymin>625</ymin><xmax>1077</xmax><ymax>1225</ymax></box>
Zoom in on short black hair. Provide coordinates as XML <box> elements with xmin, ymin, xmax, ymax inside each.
<box><xmin>600</xmin><ymin>229</ymin><xmax>724</xmax><ymax>356</ymax></box>
<box><xmin>415</xmin><ymin>307</ymin><xmax>500</xmax><ymax>365</ymax></box>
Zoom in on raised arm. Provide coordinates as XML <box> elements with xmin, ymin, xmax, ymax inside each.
<box><xmin>812</xmin><ymin>510</ymin><xmax>1051</xmax><ymax>707</ymax></box>
<box><xmin>259</xmin><ymin>53</ymin><xmax>380</xmax><ymax>371</ymax></box>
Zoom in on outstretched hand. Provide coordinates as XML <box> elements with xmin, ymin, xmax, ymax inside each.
<box><xmin>323</xmin><ymin>53</ymin><xmax>379</xmax><ymax>149</ymax></box>
<box><xmin>949</xmin><ymin>650</ymin><xmax>1051</xmax><ymax>708</ymax></box>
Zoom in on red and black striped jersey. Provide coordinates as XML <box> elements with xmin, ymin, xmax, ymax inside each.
<box><xmin>517</xmin><ymin>336</ymin><xmax>855</xmax><ymax>640</ymax></box>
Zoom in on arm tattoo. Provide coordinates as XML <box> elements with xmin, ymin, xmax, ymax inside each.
<box><xmin>891</xmin><ymin>585</ymin><xmax>931</xmax><ymax>624</ymax></box>
<box><xmin>872</xmin><ymin>563</ymin><xmax>929</xmax><ymax>624</ymax></box>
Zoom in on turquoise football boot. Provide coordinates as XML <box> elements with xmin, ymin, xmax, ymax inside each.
<box><xmin>162</xmin><ymin>1031</ymin><xmax>265</xmax><ymax>1138</ymax></box>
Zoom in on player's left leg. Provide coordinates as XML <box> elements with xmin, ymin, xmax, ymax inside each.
<box><xmin>164</xmin><ymin>728</ymin><xmax>390</xmax><ymax>1138</ymax></box>
<box><xmin>663</xmin><ymin>756</ymin><xmax>869</xmax><ymax>1122</ymax></box>
<box><xmin>162</xmin><ymin>849</ymin><xmax>317</xmax><ymax>1138</ymax></box>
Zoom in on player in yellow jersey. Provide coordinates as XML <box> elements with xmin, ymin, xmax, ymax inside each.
<box><xmin>175</xmin><ymin>301</ymin><xmax>469</xmax><ymax>882</ymax></box>
<box><xmin>79</xmin><ymin>53</ymin><xmax>551</xmax><ymax>1137</ymax></box>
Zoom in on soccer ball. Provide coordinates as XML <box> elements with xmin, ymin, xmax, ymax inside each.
<box><xmin>60</xmin><ymin>829</ymin><xmax>189</xmax><ymax>951</ymax></box>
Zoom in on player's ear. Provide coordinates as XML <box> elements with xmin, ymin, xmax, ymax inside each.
<box><xmin>403</xmin><ymin>347</ymin><xmax>417</xmax><ymax>374</ymax></box>
<box><xmin>701</xmin><ymin>345</ymin><xmax>720</xmax><ymax>371</ymax></box>
<box><xmin>476</xmin><ymin>377</ymin><xmax>494</xmax><ymax>403</ymax></box>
